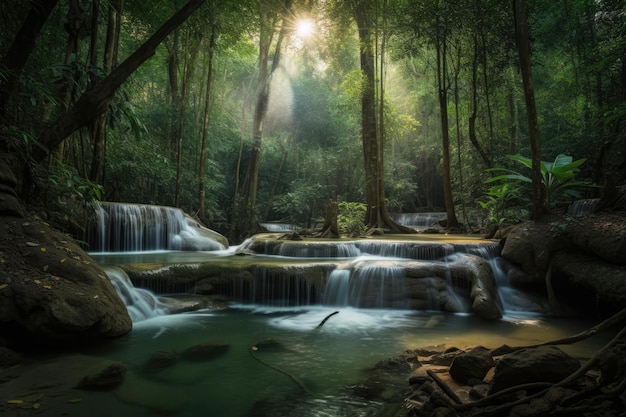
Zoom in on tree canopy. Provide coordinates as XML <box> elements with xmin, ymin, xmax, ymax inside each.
<box><xmin>1</xmin><ymin>0</ymin><xmax>624</xmax><ymax>240</ymax></box>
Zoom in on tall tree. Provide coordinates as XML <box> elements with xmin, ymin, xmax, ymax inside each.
<box><xmin>32</xmin><ymin>0</ymin><xmax>207</xmax><ymax>162</ymax></box>
<box><xmin>198</xmin><ymin>2</ymin><xmax>218</xmax><ymax>219</ymax></box>
<box><xmin>513</xmin><ymin>0</ymin><xmax>543</xmax><ymax>219</ymax></box>
<box><xmin>350</xmin><ymin>0</ymin><xmax>414</xmax><ymax>233</ymax></box>
<box><xmin>232</xmin><ymin>0</ymin><xmax>293</xmax><ymax>239</ymax></box>
<box><xmin>89</xmin><ymin>0</ymin><xmax>124</xmax><ymax>184</ymax></box>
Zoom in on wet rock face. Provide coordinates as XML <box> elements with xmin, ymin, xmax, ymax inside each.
<box><xmin>500</xmin><ymin>213</ymin><xmax>626</xmax><ymax>316</ymax></box>
<box><xmin>0</xmin><ymin>216</ymin><xmax>132</xmax><ymax>348</ymax></box>
<box><xmin>448</xmin><ymin>346</ymin><xmax>494</xmax><ymax>384</ymax></box>
<box><xmin>489</xmin><ymin>346</ymin><xmax>580</xmax><ymax>394</ymax></box>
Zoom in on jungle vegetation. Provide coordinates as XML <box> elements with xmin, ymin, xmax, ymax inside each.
<box><xmin>1</xmin><ymin>0</ymin><xmax>624</xmax><ymax>241</ymax></box>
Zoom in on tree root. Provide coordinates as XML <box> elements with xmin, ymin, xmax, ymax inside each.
<box><xmin>426</xmin><ymin>369</ymin><xmax>463</xmax><ymax>405</ymax></box>
<box><xmin>459</xmin><ymin>324</ymin><xmax>626</xmax><ymax>417</ymax></box>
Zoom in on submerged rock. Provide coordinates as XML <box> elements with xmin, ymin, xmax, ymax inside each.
<box><xmin>143</xmin><ymin>349</ymin><xmax>178</xmax><ymax>372</ymax></box>
<box><xmin>181</xmin><ymin>342</ymin><xmax>230</xmax><ymax>361</ymax></box>
<box><xmin>76</xmin><ymin>362</ymin><xmax>127</xmax><ymax>390</ymax></box>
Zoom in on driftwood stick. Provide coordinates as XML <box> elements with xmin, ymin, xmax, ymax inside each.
<box><xmin>317</xmin><ymin>311</ymin><xmax>339</xmax><ymax>328</ymax></box>
<box><xmin>427</xmin><ymin>369</ymin><xmax>463</xmax><ymax>405</ymax></box>
<box><xmin>249</xmin><ymin>346</ymin><xmax>313</xmax><ymax>396</ymax></box>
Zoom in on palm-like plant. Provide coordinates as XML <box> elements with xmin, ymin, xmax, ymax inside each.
<box><xmin>485</xmin><ymin>154</ymin><xmax>590</xmax><ymax>210</ymax></box>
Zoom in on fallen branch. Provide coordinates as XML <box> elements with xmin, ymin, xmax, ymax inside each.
<box><xmin>317</xmin><ymin>311</ymin><xmax>339</xmax><ymax>328</ymax></box>
<box><xmin>427</xmin><ymin>369</ymin><xmax>463</xmax><ymax>405</ymax></box>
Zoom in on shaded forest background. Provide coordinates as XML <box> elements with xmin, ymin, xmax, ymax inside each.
<box><xmin>1</xmin><ymin>0</ymin><xmax>625</xmax><ymax>241</ymax></box>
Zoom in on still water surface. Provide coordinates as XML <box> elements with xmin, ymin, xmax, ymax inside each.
<box><xmin>4</xmin><ymin>305</ymin><xmax>608</xmax><ymax>417</ymax></box>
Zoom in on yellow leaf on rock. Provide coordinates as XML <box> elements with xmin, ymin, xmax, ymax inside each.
<box><xmin>34</xmin><ymin>280</ymin><xmax>41</xmax><ymax>285</ymax></box>
<box><xmin>0</xmin><ymin>284</ymin><xmax>8</xmax><ymax>290</ymax></box>
<box><xmin>40</xmin><ymin>247</ymin><xmax>46</xmax><ymax>252</ymax></box>
<box><xmin>43</xmin><ymin>285</ymin><xmax>52</xmax><ymax>289</ymax></box>
<box><xmin>60</xmin><ymin>258</ymin><xmax>66</xmax><ymax>263</ymax></box>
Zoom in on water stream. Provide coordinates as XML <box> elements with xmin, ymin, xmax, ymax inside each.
<box><xmin>15</xmin><ymin>204</ymin><xmax>605</xmax><ymax>417</ymax></box>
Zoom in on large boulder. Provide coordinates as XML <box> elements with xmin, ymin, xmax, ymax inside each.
<box><xmin>489</xmin><ymin>346</ymin><xmax>580</xmax><ymax>394</ymax></box>
<box><xmin>0</xmin><ymin>215</ymin><xmax>132</xmax><ymax>347</ymax></box>
<box><xmin>449</xmin><ymin>346</ymin><xmax>494</xmax><ymax>384</ymax></box>
<box><xmin>501</xmin><ymin>212</ymin><xmax>626</xmax><ymax>315</ymax></box>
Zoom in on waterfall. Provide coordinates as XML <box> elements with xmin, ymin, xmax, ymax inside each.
<box><xmin>571</xmin><ymin>198</ymin><xmax>599</xmax><ymax>216</ymax></box>
<box><xmin>104</xmin><ymin>266</ymin><xmax>167</xmax><ymax>322</ymax></box>
<box><xmin>84</xmin><ymin>202</ymin><xmax>227</xmax><ymax>252</ymax></box>
<box><xmin>392</xmin><ymin>212</ymin><xmax>447</xmax><ymax>228</ymax></box>
<box><xmin>231</xmin><ymin>268</ymin><xmax>320</xmax><ymax>307</ymax></box>
<box><xmin>323</xmin><ymin>260</ymin><xmax>408</xmax><ymax>309</ymax></box>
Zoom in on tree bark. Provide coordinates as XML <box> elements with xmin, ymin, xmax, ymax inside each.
<box><xmin>0</xmin><ymin>0</ymin><xmax>60</xmax><ymax>119</ymax></box>
<box><xmin>34</xmin><ymin>0</ymin><xmax>207</xmax><ymax>162</ymax></box>
<box><xmin>199</xmin><ymin>23</ymin><xmax>217</xmax><ymax>219</ymax></box>
<box><xmin>435</xmin><ymin>14</ymin><xmax>460</xmax><ymax>229</ymax></box>
<box><xmin>233</xmin><ymin>0</ymin><xmax>292</xmax><ymax>239</ymax></box>
<box><xmin>514</xmin><ymin>0</ymin><xmax>544</xmax><ymax>220</ymax></box>
<box><xmin>89</xmin><ymin>0</ymin><xmax>124</xmax><ymax>184</ymax></box>
<box><xmin>352</xmin><ymin>0</ymin><xmax>415</xmax><ymax>234</ymax></box>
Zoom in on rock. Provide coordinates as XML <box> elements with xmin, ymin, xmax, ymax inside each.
<box><xmin>448</xmin><ymin>346</ymin><xmax>494</xmax><ymax>384</ymax></box>
<box><xmin>252</xmin><ymin>339</ymin><xmax>290</xmax><ymax>352</ymax></box>
<box><xmin>181</xmin><ymin>342</ymin><xmax>229</xmax><ymax>361</ymax></box>
<box><xmin>0</xmin><ymin>216</ymin><xmax>132</xmax><ymax>348</ymax></box>
<box><xmin>501</xmin><ymin>221</ymin><xmax>566</xmax><ymax>284</ymax></box>
<box><xmin>563</xmin><ymin>213</ymin><xmax>626</xmax><ymax>265</ymax></box>
<box><xmin>489</xmin><ymin>346</ymin><xmax>580</xmax><ymax>394</ymax></box>
<box><xmin>552</xmin><ymin>251</ymin><xmax>626</xmax><ymax>313</ymax></box>
<box><xmin>143</xmin><ymin>349</ymin><xmax>178</xmax><ymax>372</ymax></box>
<box><xmin>0</xmin><ymin>346</ymin><xmax>20</xmax><ymax>368</ymax></box>
<box><xmin>76</xmin><ymin>362</ymin><xmax>127</xmax><ymax>390</ymax></box>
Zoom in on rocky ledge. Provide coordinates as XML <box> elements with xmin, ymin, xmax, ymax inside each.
<box><xmin>500</xmin><ymin>211</ymin><xmax>626</xmax><ymax>317</ymax></box>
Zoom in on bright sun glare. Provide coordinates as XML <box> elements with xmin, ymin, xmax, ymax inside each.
<box><xmin>296</xmin><ymin>19</ymin><xmax>314</xmax><ymax>38</ymax></box>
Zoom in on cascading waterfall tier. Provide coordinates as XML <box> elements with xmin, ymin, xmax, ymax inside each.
<box><xmin>392</xmin><ymin>212</ymin><xmax>447</xmax><ymax>228</ymax></box>
<box><xmin>84</xmin><ymin>202</ymin><xmax>227</xmax><ymax>252</ymax></box>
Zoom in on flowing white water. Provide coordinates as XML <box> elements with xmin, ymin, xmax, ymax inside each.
<box><xmin>85</xmin><ymin>202</ymin><xmax>226</xmax><ymax>252</ymax></box>
<box><xmin>104</xmin><ymin>266</ymin><xmax>168</xmax><ymax>322</ymax></box>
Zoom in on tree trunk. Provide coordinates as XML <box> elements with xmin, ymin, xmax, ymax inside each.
<box><xmin>199</xmin><ymin>24</ymin><xmax>217</xmax><ymax>219</ymax></box>
<box><xmin>514</xmin><ymin>0</ymin><xmax>544</xmax><ymax>220</ymax></box>
<box><xmin>436</xmin><ymin>16</ymin><xmax>460</xmax><ymax>229</ymax></box>
<box><xmin>233</xmin><ymin>0</ymin><xmax>292</xmax><ymax>239</ymax></box>
<box><xmin>352</xmin><ymin>0</ymin><xmax>415</xmax><ymax>234</ymax></box>
<box><xmin>0</xmin><ymin>0</ymin><xmax>60</xmax><ymax>119</ymax></box>
<box><xmin>469</xmin><ymin>33</ymin><xmax>492</xmax><ymax>167</ymax></box>
<box><xmin>89</xmin><ymin>0</ymin><xmax>123</xmax><ymax>184</ymax></box>
<box><xmin>34</xmin><ymin>0</ymin><xmax>207</xmax><ymax>162</ymax></box>
<box><xmin>319</xmin><ymin>200</ymin><xmax>339</xmax><ymax>238</ymax></box>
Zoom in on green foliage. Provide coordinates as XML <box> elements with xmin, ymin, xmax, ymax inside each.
<box><xmin>48</xmin><ymin>163</ymin><xmax>104</xmax><ymax>204</ymax></box>
<box><xmin>337</xmin><ymin>201</ymin><xmax>367</xmax><ymax>235</ymax></box>
<box><xmin>478</xmin><ymin>183</ymin><xmax>523</xmax><ymax>225</ymax></box>
<box><xmin>485</xmin><ymin>154</ymin><xmax>590</xmax><ymax>209</ymax></box>
<box><xmin>1</xmin><ymin>125</ymin><xmax>48</xmax><ymax>156</ymax></box>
